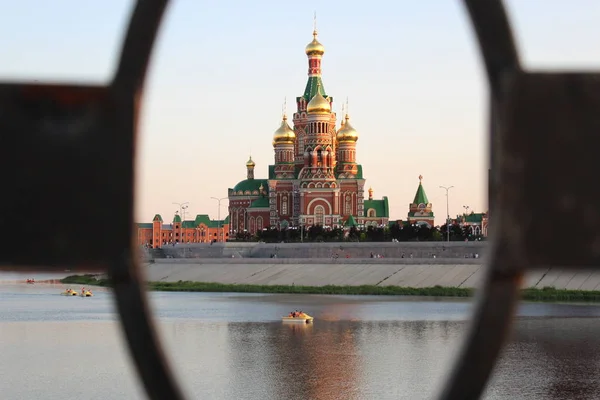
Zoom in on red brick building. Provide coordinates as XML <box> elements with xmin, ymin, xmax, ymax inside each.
<box><xmin>136</xmin><ymin>213</ymin><xmax>229</xmax><ymax>248</ymax></box>
<box><xmin>228</xmin><ymin>29</ymin><xmax>389</xmax><ymax>236</ymax></box>
<box><xmin>406</xmin><ymin>175</ymin><xmax>435</xmax><ymax>227</ymax></box>
<box><xmin>455</xmin><ymin>211</ymin><xmax>488</xmax><ymax>237</ymax></box>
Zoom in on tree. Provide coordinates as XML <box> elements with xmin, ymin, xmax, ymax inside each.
<box><xmin>307</xmin><ymin>224</ymin><xmax>324</xmax><ymax>241</ymax></box>
<box><xmin>348</xmin><ymin>226</ymin><xmax>359</xmax><ymax>241</ymax></box>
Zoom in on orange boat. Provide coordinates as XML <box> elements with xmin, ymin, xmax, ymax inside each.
<box><xmin>282</xmin><ymin>312</ymin><xmax>314</xmax><ymax>323</ymax></box>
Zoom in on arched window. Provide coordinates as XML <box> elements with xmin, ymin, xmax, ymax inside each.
<box><xmin>249</xmin><ymin>217</ymin><xmax>255</xmax><ymax>234</ymax></box>
<box><xmin>281</xmin><ymin>196</ymin><xmax>288</xmax><ymax>215</ymax></box>
<box><xmin>315</xmin><ymin>206</ymin><xmax>324</xmax><ymax>226</ymax></box>
<box><xmin>345</xmin><ymin>195</ymin><xmax>352</xmax><ymax>215</ymax></box>
<box><xmin>257</xmin><ymin>216</ymin><xmax>263</xmax><ymax>231</ymax></box>
<box><xmin>367</xmin><ymin>209</ymin><xmax>376</xmax><ymax>218</ymax></box>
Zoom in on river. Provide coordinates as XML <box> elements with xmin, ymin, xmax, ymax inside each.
<box><xmin>1</xmin><ymin>277</ymin><xmax>600</xmax><ymax>399</ymax></box>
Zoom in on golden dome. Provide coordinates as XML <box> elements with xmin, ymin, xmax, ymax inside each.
<box><xmin>273</xmin><ymin>115</ymin><xmax>296</xmax><ymax>145</ymax></box>
<box><xmin>336</xmin><ymin>115</ymin><xmax>359</xmax><ymax>142</ymax></box>
<box><xmin>307</xmin><ymin>90</ymin><xmax>331</xmax><ymax>114</ymax></box>
<box><xmin>246</xmin><ymin>156</ymin><xmax>255</xmax><ymax>167</ymax></box>
<box><xmin>305</xmin><ymin>30</ymin><xmax>325</xmax><ymax>55</ymax></box>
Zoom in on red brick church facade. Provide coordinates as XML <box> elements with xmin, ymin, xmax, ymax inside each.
<box><xmin>228</xmin><ymin>29</ymin><xmax>389</xmax><ymax>236</ymax></box>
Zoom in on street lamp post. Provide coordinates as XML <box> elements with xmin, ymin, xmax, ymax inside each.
<box><xmin>172</xmin><ymin>202</ymin><xmax>189</xmax><ymax>244</ymax></box>
<box><xmin>172</xmin><ymin>202</ymin><xmax>189</xmax><ymax>220</ymax></box>
<box><xmin>210</xmin><ymin>197</ymin><xmax>228</xmax><ymax>243</ymax></box>
<box><xmin>439</xmin><ymin>185</ymin><xmax>454</xmax><ymax>242</ymax></box>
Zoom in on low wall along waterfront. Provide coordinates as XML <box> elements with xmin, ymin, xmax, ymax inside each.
<box><xmin>147</xmin><ymin>242</ymin><xmax>486</xmax><ymax>260</ymax></box>
<box><xmin>144</xmin><ymin>258</ymin><xmax>600</xmax><ymax>291</ymax></box>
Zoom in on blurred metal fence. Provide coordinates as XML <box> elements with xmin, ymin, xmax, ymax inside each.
<box><xmin>2</xmin><ymin>1</ymin><xmax>597</xmax><ymax>399</ymax></box>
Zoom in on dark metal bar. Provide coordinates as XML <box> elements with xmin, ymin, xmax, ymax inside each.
<box><xmin>462</xmin><ymin>0</ymin><xmax>521</xmax><ymax>96</ymax></box>
<box><xmin>112</xmin><ymin>0</ymin><xmax>169</xmax><ymax>95</ymax></box>
<box><xmin>437</xmin><ymin>1</ymin><xmax>524</xmax><ymax>398</ymax></box>
<box><xmin>437</xmin><ymin>263</ymin><xmax>523</xmax><ymax>400</ymax></box>
<box><xmin>107</xmin><ymin>1</ymin><xmax>186</xmax><ymax>400</ymax></box>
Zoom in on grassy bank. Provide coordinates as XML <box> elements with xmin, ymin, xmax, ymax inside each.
<box><xmin>60</xmin><ymin>274</ymin><xmax>600</xmax><ymax>302</ymax></box>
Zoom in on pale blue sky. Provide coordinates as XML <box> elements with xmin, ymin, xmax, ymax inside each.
<box><xmin>2</xmin><ymin>1</ymin><xmax>598</xmax><ymax>224</ymax></box>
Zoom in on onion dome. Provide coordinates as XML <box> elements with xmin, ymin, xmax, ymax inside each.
<box><xmin>246</xmin><ymin>156</ymin><xmax>255</xmax><ymax>168</ymax></box>
<box><xmin>336</xmin><ymin>115</ymin><xmax>359</xmax><ymax>142</ymax></box>
<box><xmin>305</xmin><ymin>30</ymin><xmax>325</xmax><ymax>55</ymax></box>
<box><xmin>307</xmin><ymin>89</ymin><xmax>331</xmax><ymax>114</ymax></box>
<box><xmin>272</xmin><ymin>115</ymin><xmax>296</xmax><ymax>145</ymax></box>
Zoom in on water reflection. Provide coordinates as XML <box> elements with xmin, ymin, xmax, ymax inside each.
<box><xmin>3</xmin><ymin>283</ymin><xmax>600</xmax><ymax>399</ymax></box>
<box><xmin>223</xmin><ymin>322</ymin><xmax>361</xmax><ymax>400</ymax></box>
<box><xmin>484</xmin><ymin>317</ymin><xmax>600</xmax><ymax>400</ymax></box>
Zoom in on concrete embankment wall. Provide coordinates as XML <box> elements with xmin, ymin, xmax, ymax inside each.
<box><xmin>155</xmin><ymin>242</ymin><xmax>486</xmax><ymax>259</ymax></box>
<box><xmin>145</xmin><ymin>259</ymin><xmax>600</xmax><ymax>290</ymax></box>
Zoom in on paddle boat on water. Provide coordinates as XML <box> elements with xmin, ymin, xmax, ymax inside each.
<box><xmin>26</xmin><ymin>279</ymin><xmax>35</xmax><ymax>284</ymax></box>
<box><xmin>80</xmin><ymin>289</ymin><xmax>93</xmax><ymax>297</ymax></box>
<box><xmin>61</xmin><ymin>288</ymin><xmax>78</xmax><ymax>296</ymax></box>
<box><xmin>282</xmin><ymin>310</ymin><xmax>314</xmax><ymax>324</ymax></box>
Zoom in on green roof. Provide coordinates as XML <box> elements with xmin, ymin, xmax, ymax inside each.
<box><xmin>182</xmin><ymin>220</ymin><xmax>196</xmax><ymax>228</ymax></box>
<box><xmin>413</xmin><ymin>182</ymin><xmax>429</xmax><ymax>205</ymax></box>
<box><xmin>302</xmin><ymin>76</ymin><xmax>328</xmax><ymax>101</ymax></box>
<box><xmin>268</xmin><ymin>165</ymin><xmax>275</xmax><ymax>179</ymax></box>
<box><xmin>344</xmin><ymin>215</ymin><xmax>357</xmax><ymax>227</ymax></box>
<box><xmin>231</xmin><ymin>179</ymin><xmax>268</xmax><ymax>194</ymax></box>
<box><xmin>136</xmin><ymin>223</ymin><xmax>153</xmax><ymax>229</ymax></box>
<box><xmin>173</xmin><ymin>214</ymin><xmax>182</xmax><ymax>223</ymax></box>
<box><xmin>224</xmin><ymin>215</ymin><xmax>230</xmax><ymax>224</ymax></box>
<box><xmin>465</xmin><ymin>212</ymin><xmax>484</xmax><ymax>223</ymax></box>
<box><xmin>152</xmin><ymin>214</ymin><xmax>163</xmax><ymax>222</ymax></box>
<box><xmin>249</xmin><ymin>197</ymin><xmax>269</xmax><ymax>208</ymax></box>
<box><xmin>364</xmin><ymin>197</ymin><xmax>390</xmax><ymax>218</ymax></box>
<box><xmin>193</xmin><ymin>214</ymin><xmax>227</xmax><ymax>228</ymax></box>
<box><xmin>194</xmin><ymin>214</ymin><xmax>211</xmax><ymax>226</ymax></box>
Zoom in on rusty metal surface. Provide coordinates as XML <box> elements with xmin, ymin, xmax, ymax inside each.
<box><xmin>0</xmin><ymin>83</ymin><xmax>122</xmax><ymax>270</ymax></box>
<box><xmin>497</xmin><ymin>73</ymin><xmax>600</xmax><ymax>268</ymax></box>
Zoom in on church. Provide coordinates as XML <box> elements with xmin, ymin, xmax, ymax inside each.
<box><xmin>227</xmin><ymin>28</ymin><xmax>390</xmax><ymax>236</ymax></box>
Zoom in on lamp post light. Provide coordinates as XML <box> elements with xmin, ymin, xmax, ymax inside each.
<box><xmin>172</xmin><ymin>202</ymin><xmax>189</xmax><ymax>221</ymax></box>
<box><xmin>439</xmin><ymin>185</ymin><xmax>454</xmax><ymax>242</ymax></box>
<box><xmin>210</xmin><ymin>196</ymin><xmax>228</xmax><ymax>243</ymax></box>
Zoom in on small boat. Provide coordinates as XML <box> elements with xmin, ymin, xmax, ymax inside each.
<box><xmin>282</xmin><ymin>313</ymin><xmax>314</xmax><ymax>324</ymax></box>
<box><xmin>61</xmin><ymin>289</ymin><xmax>78</xmax><ymax>296</ymax></box>
<box><xmin>26</xmin><ymin>279</ymin><xmax>35</xmax><ymax>284</ymax></box>
<box><xmin>80</xmin><ymin>291</ymin><xmax>93</xmax><ymax>297</ymax></box>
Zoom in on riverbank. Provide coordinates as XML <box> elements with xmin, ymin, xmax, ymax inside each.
<box><xmin>60</xmin><ymin>274</ymin><xmax>600</xmax><ymax>302</ymax></box>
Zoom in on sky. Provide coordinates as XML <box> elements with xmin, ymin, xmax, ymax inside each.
<box><xmin>2</xmin><ymin>1</ymin><xmax>599</xmax><ymax>225</ymax></box>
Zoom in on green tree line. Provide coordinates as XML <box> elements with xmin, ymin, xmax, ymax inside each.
<box><xmin>234</xmin><ymin>223</ymin><xmax>485</xmax><ymax>243</ymax></box>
